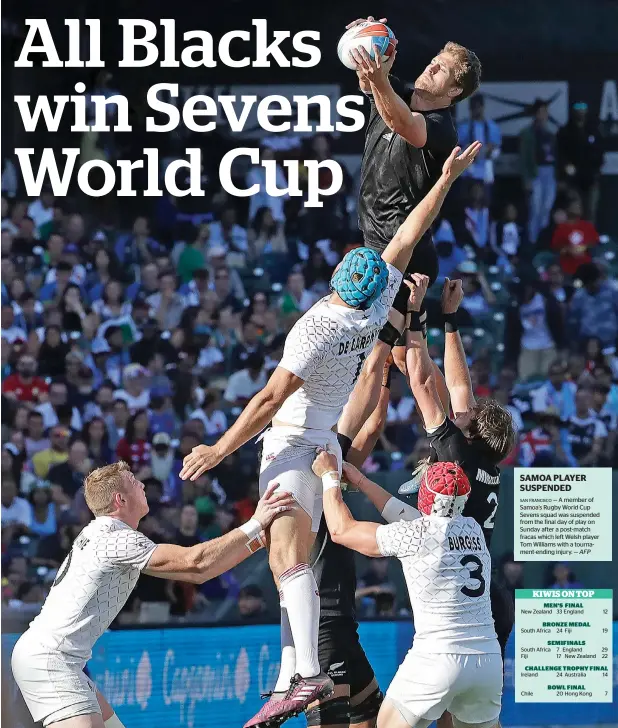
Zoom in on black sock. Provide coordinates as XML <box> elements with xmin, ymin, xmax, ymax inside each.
<box><xmin>337</xmin><ymin>433</ymin><xmax>353</xmax><ymax>459</ymax></box>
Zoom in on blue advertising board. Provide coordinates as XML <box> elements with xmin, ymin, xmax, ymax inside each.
<box><xmin>3</xmin><ymin>623</ymin><xmax>617</xmax><ymax>727</ymax></box>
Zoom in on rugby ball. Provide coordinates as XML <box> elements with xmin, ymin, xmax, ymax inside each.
<box><xmin>337</xmin><ymin>22</ymin><xmax>397</xmax><ymax>71</ymax></box>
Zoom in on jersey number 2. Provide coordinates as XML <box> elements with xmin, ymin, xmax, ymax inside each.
<box><xmin>483</xmin><ymin>492</ymin><xmax>498</xmax><ymax>530</ymax></box>
<box><xmin>353</xmin><ymin>353</ymin><xmax>367</xmax><ymax>384</ymax></box>
<box><xmin>460</xmin><ymin>554</ymin><xmax>486</xmax><ymax>598</ymax></box>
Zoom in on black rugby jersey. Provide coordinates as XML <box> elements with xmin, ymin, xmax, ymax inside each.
<box><xmin>357</xmin><ymin>83</ymin><xmax>457</xmax><ymax>252</ymax></box>
<box><xmin>427</xmin><ymin>418</ymin><xmax>501</xmax><ymax>547</ymax></box>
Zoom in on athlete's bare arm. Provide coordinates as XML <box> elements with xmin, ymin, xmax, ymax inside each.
<box><xmin>144</xmin><ymin>483</ymin><xmax>293</xmax><ymax>582</ymax></box>
<box><xmin>380</xmin><ymin>143</ymin><xmax>482</xmax><ymax>273</ymax></box>
<box><xmin>180</xmin><ymin>367</ymin><xmax>304</xmax><ymax>480</ymax></box>
<box><xmin>313</xmin><ymin>451</ymin><xmax>382</xmax><ymax>557</ymax></box>
<box><xmin>441</xmin><ymin>279</ymin><xmax>477</xmax><ymax>413</ymax></box>
<box><xmin>405</xmin><ymin>275</ymin><xmax>448</xmax><ymax>430</ymax></box>
<box><xmin>342</xmin><ymin>461</ymin><xmax>420</xmax><ymax>523</ymax></box>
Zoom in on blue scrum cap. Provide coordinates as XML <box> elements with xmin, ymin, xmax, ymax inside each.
<box><xmin>330</xmin><ymin>247</ymin><xmax>389</xmax><ymax>310</ymax></box>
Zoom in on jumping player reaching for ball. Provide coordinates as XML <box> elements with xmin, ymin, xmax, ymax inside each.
<box><xmin>335</xmin><ymin>16</ymin><xmax>482</xmax><ymax>463</ymax></box>
<box><xmin>179</xmin><ymin>142</ymin><xmax>481</xmax><ymax>728</ymax></box>
<box><xmin>313</xmin><ymin>452</ymin><xmax>503</xmax><ymax>728</ymax></box>
<box><xmin>10</xmin><ymin>461</ymin><xmax>292</xmax><ymax>728</ymax></box>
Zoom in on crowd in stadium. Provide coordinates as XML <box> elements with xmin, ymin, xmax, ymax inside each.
<box><xmin>1</xmin><ymin>90</ymin><xmax>615</xmax><ymax>621</ymax></box>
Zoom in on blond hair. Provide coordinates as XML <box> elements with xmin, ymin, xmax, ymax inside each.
<box><xmin>83</xmin><ymin>461</ymin><xmax>131</xmax><ymax>516</ymax></box>
<box><xmin>440</xmin><ymin>41</ymin><xmax>482</xmax><ymax>102</ymax></box>
<box><xmin>469</xmin><ymin>398</ymin><xmax>516</xmax><ymax>462</ymax></box>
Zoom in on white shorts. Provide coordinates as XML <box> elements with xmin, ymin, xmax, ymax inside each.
<box><xmin>11</xmin><ymin>630</ymin><xmax>100</xmax><ymax>726</ymax></box>
<box><xmin>259</xmin><ymin>426</ymin><xmax>342</xmax><ymax>532</ymax></box>
<box><xmin>386</xmin><ymin>651</ymin><xmax>502</xmax><ymax>726</ymax></box>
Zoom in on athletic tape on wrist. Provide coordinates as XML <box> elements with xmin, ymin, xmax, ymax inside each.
<box><xmin>408</xmin><ymin>310</ymin><xmax>427</xmax><ymax>339</ymax></box>
<box><xmin>322</xmin><ymin>471</ymin><xmax>341</xmax><ymax>492</ymax></box>
<box><xmin>378</xmin><ymin>320</ymin><xmax>402</xmax><ymax>348</ymax></box>
<box><xmin>443</xmin><ymin>311</ymin><xmax>459</xmax><ymax>333</ymax></box>
<box><xmin>239</xmin><ymin>518</ymin><xmax>265</xmax><ymax>552</ymax></box>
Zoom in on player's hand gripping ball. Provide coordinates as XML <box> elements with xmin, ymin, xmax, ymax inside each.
<box><xmin>337</xmin><ymin>20</ymin><xmax>397</xmax><ymax>70</ymax></box>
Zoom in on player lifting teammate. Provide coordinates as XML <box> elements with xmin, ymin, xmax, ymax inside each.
<box><xmin>11</xmin><ymin>461</ymin><xmax>292</xmax><ymax>728</ymax></box>
<box><xmin>313</xmin><ymin>452</ymin><xmax>503</xmax><ymax>728</ymax></box>
<box><xmin>180</xmin><ymin>142</ymin><xmax>481</xmax><ymax>728</ymax></box>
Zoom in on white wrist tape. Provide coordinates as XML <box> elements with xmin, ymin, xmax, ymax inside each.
<box><xmin>321</xmin><ymin>471</ymin><xmax>341</xmax><ymax>492</ymax></box>
<box><xmin>239</xmin><ymin>518</ymin><xmax>265</xmax><ymax>553</ymax></box>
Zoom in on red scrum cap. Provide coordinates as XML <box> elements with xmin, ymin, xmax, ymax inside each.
<box><xmin>417</xmin><ymin>461</ymin><xmax>471</xmax><ymax>517</ymax></box>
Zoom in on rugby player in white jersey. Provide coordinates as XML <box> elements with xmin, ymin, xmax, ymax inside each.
<box><xmin>312</xmin><ymin>452</ymin><xmax>502</xmax><ymax>728</ymax></box>
<box><xmin>179</xmin><ymin>142</ymin><xmax>481</xmax><ymax>728</ymax></box>
<box><xmin>10</xmin><ymin>461</ymin><xmax>293</xmax><ymax>728</ymax></box>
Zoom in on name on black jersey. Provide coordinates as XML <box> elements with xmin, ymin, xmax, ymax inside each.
<box><xmin>338</xmin><ymin>329</ymin><xmax>379</xmax><ymax>356</ymax></box>
<box><xmin>476</xmin><ymin>468</ymin><xmax>500</xmax><ymax>485</ymax></box>
<box><xmin>448</xmin><ymin>535</ymin><xmax>484</xmax><ymax>551</ymax></box>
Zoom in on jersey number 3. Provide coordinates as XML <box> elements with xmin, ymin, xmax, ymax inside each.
<box><xmin>460</xmin><ymin>554</ymin><xmax>486</xmax><ymax>598</ymax></box>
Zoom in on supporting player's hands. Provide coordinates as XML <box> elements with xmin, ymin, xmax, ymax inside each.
<box><xmin>349</xmin><ymin>45</ymin><xmax>396</xmax><ymax>88</ymax></box>
<box><xmin>441</xmin><ymin>141</ymin><xmax>483</xmax><ymax>184</ymax></box>
<box><xmin>312</xmin><ymin>449</ymin><xmax>339</xmax><ymax>479</ymax></box>
<box><xmin>342</xmin><ymin>461</ymin><xmax>364</xmax><ymax>488</ymax></box>
<box><xmin>252</xmin><ymin>481</ymin><xmax>295</xmax><ymax>529</ymax></box>
<box><xmin>179</xmin><ymin>444</ymin><xmax>224</xmax><ymax>481</ymax></box>
<box><xmin>403</xmin><ymin>273</ymin><xmax>430</xmax><ymax>312</ymax></box>
<box><xmin>441</xmin><ymin>278</ymin><xmax>464</xmax><ymax>314</ymax></box>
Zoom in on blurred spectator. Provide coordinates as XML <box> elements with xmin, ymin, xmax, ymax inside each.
<box><xmin>24</xmin><ymin>411</ymin><xmax>49</xmax><ymax>459</ymax></box>
<box><xmin>48</xmin><ymin>439</ymin><xmax>90</xmax><ymax>504</ymax></box>
<box><xmin>457</xmin><ymin>94</ymin><xmax>502</xmax><ymax>201</ymax></box>
<box><xmin>114</xmin><ymin>364</ymin><xmax>151</xmax><ymax>412</ymax></box>
<box><xmin>189</xmin><ymin>389</ymin><xmax>228</xmax><ymax>437</ymax></box>
<box><xmin>177</xmin><ymin>225</ymin><xmax>208</xmax><ymax>284</ymax></box>
<box><xmin>82</xmin><ymin>417</ymin><xmax>113</xmax><ymax>468</ymax></box>
<box><xmin>147</xmin><ymin>270</ymin><xmax>186</xmax><ymax>331</ymax></box>
<box><xmin>28</xmin><ymin>484</ymin><xmax>57</xmax><ymax>538</ymax></box>
<box><xmin>224</xmin><ymin>353</ymin><xmax>267</xmax><ymax>406</ymax></box>
<box><xmin>557</xmin><ymin>102</ymin><xmax>604</xmax><ymax>222</ymax></box>
<box><xmin>504</xmin><ymin>278</ymin><xmax>565</xmax><ymax>380</ymax></box>
<box><xmin>560</xmin><ymin>387</ymin><xmax>607</xmax><ymax>466</ymax></box>
<box><xmin>279</xmin><ymin>269</ymin><xmax>316</xmax><ymax>315</ymax></box>
<box><xmin>1</xmin><ymin>159</ymin><xmax>18</xmax><ymax>199</ymax></box>
<box><xmin>531</xmin><ymin>360</ymin><xmax>576</xmax><ymax>420</ymax></box>
<box><xmin>248</xmin><ymin>207</ymin><xmax>288</xmax><ymax>260</ymax></box>
<box><xmin>567</xmin><ymin>263</ymin><xmax>618</xmax><ymax>351</ymax></box>
<box><xmin>551</xmin><ymin>197</ymin><xmax>599</xmax><ymax>275</ymax></box>
<box><xmin>490</xmin><ymin>203</ymin><xmax>524</xmax><ymax>262</ymax></box>
<box><xmin>1</xmin><ymin>474</ymin><xmax>31</xmax><ymax>532</ymax></box>
<box><xmin>115</xmin><ymin>410</ymin><xmax>151</xmax><ymax>475</ymax></box>
<box><xmin>237</xmin><ymin>584</ymin><xmax>267</xmax><ymax>621</ymax></box>
<box><xmin>520</xmin><ymin>100</ymin><xmax>557</xmax><ymax>243</ymax></box>
<box><xmin>114</xmin><ymin>216</ymin><xmax>164</xmax><ymax>268</ymax></box>
<box><xmin>208</xmin><ymin>206</ymin><xmax>249</xmax><ymax>256</ymax></box>
<box><xmin>230</xmin><ymin>317</ymin><xmax>265</xmax><ymax>372</ymax></box>
<box><xmin>27</xmin><ymin>186</ymin><xmax>55</xmax><ymax>237</ymax></box>
<box><xmin>458</xmin><ymin>262</ymin><xmax>496</xmax><ymax>318</ymax></box>
<box><xmin>2</xmin><ymin>353</ymin><xmax>48</xmax><ymax>403</ymax></box>
<box><xmin>460</xmin><ymin>181</ymin><xmax>490</xmax><ymax>257</ymax></box>
<box><xmin>547</xmin><ymin>562</ymin><xmax>583</xmax><ymax>590</ymax></box>
<box><xmin>208</xmin><ymin>249</ymin><xmax>246</xmax><ymax>305</ymax></box>
<box><xmin>32</xmin><ymin>425</ymin><xmax>70</xmax><ymax>479</ymax></box>
<box><xmin>544</xmin><ymin>262</ymin><xmax>574</xmax><ymax>307</ymax></box>
<box><xmin>519</xmin><ymin>408</ymin><xmax>563</xmax><ymax>467</ymax></box>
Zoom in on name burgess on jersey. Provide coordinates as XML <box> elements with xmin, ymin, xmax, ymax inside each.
<box><xmin>448</xmin><ymin>535</ymin><xmax>484</xmax><ymax>551</ymax></box>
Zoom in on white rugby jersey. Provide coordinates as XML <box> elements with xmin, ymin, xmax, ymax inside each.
<box><xmin>376</xmin><ymin>515</ymin><xmax>500</xmax><ymax>654</ymax></box>
<box><xmin>29</xmin><ymin>517</ymin><xmax>157</xmax><ymax>660</ymax></box>
<box><xmin>277</xmin><ymin>262</ymin><xmax>402</xmax><ymax>430</ymax></box>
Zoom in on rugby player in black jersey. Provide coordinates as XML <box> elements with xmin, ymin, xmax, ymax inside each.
<box><xmin>335</xmin><ymin>17</ymin><xmax>482</xmax><ymax>475</ymax></box>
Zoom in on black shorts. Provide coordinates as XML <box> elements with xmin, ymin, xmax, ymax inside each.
<box><xmin>318</xmin><ymin>616</ymin><xmax>375</xmax><ymax>697</ymax></box>
<box><xmin>490</xmin><ymin>578</ymin><xmax>515</xmax><ymax>658</ymax></box>
<box><xmin>366</xmin><ymin>234</ymin><xmax>439</xmax><ymax>315</ymax></box>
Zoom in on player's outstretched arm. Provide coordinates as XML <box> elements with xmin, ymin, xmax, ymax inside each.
<box><xmin>143</xmin><ymin>483</ymin><xmax>293</xmax><ymax>583</ymax></box>
<box><xmin>180</xmin><ymin>366</ymin><xmax>304</xmax><ymax>481</ymax></box>
<box><xmin>381</xmin><ymin>143</ymin><xmax>482</xmax><ymax>273</ymax></box>
<box><xmin>441</xmin><ymin>279</ymin><xmax>477</xmax><ymax>414</ymax></box>
<box><xmin>313</xmin><ymin>451</ymin><xmax>382</xmax><ymax>557</ymax></box>
<box><xmin>343</xmin><ymin>461</ymin><xmax>420</xmax><ymax>523</ymax></box>
<box><xmin>405</xmin><ymin>275</ymin><xmax>448</xmax><ymax>430</ymax></box>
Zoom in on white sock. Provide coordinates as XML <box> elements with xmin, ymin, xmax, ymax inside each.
<box><xmin>279</xmin><ymin>563</ymin><xmax>320</xmax><ymax>678</ymax></box>
<box><xmin>273</xmin><ymin>593</ymin><xmax>296</xmax><ymax>692</ymax></box>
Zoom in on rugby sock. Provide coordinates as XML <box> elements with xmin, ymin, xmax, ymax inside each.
<box><xmin>279</xmin><ymin>563</ymin><xmax>321</xmax><ymax>678</ymax></box>
<box><xmin>273</xmin><ymin>592</ymin><xmax>296</xmax><ymax>692</ymax></box>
